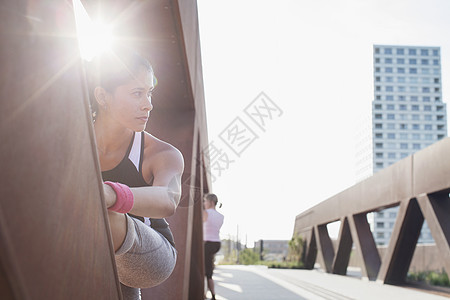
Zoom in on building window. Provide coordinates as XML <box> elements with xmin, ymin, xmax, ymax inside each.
<box><xmin>433</xmin><ymin>68</ymin><xmax>439</xmax><ymax>74</ymax></box>
<box><xmin>376</xmin><ymin>152</ymin><xmax>383</xmax><ymax>158</ymax></box>
<box><xmin>375</xmin><ymin>123</ymin><xmax>382</xmax><ymax>129</ymax></box>
<box><xmin>386</xmin><ymin>104</ymin><xmax>394</xmax><ymax>110</ymax></box>
<box><xmin>423</xmin><ymin>96</ymin><xmax>430</xmax><ymax>102</ymax></box>
<box><xmin>398</xmin><ymin>67</ymin><xmax>405</xmax><ymax>73</ymax></box>
<box><xmin>400</xmin><ymin>123</ymin><xmax>407</xmax><ymax>129</ymax></box>
<box><xmin>397</xmin><ymin>48</ymin><xmax>404</xmax><ymax>55</ymax></box>
<box><xmin>421</xmin><ymin>49</ymin><xmax>429</xmax><ymax>56</ymax></box>
<box><xmin>376</xmin><ymin>86</ymin><xmax>381</xmax><ymax>91</ymax></box>
<box><xmin>376</xmin><ymin>222</ymin><xmax>384</xmax><ymax>228</ymax></box>
<box><xmin>387</xmin><ymin>123</ymin><xmax>395</xmax><ymax>129</ymax></box>
<box><xmin>375</xmin><ymin>76</ymin><xmax>381</xmax><ymax>82</ymax></box>
<box><xmin>438</xmin><ymin>134</ymin><xmax>445</xmax><ymax>140</ymax></box>
<box><xmin>400</xmin><ymin>143</ymin><xmax>408</xmax><ymax>149</ymax></box>
<box><xmin>397</xmin><ymin>76</ymin><xmax>405</xmax><ymax>83</ymax></box>
<box><xmin>424</xmin><ymin>105</ymin><xmax>431</xmax><ymax>111</ymax></box>
<box><xmin>435</xmin><ymin>87</ymin><xmax>440</xmax><ymax>92</ymax></box>
<box><xmin>424</xmin><ymin>124</ymin><xmax>432</xmax><ymax>130</ymax></box>
<box><xmin>421</xmin><ymin>59</ymin><xmax>429</xmax><ymax>65</ymax></box>
<box><xmin>422</xmin><ymin>77</ymin><xmax>430</xmax><ymax>83</ymax></box>
<box><xmin>385</xmin><ymin>58</ymin><xmax>392</xmax><ymax>64</ymax></box>
<box><xmin>400</xmin><ymin>153</ymin><xmax>408</xmax><ymax>158</ymax></box>
<box><xmin>432</xmin><ymin>49</ymin><xmax>439</xmax><ymax>56</ymax></box>
<box><xmin>422</xmin><ymin>87</ymin><xmax>430</xmax><ymax>93</ymax></box>
<box><xmin>398</xmin><ymin>95</ymin><xmax>405</xmax><ymax>101</ymax></box>
<box><xmin>411</xmin><ymin>105</ymin><xmax>419</xmax><ymax>111</ymax></box>
<box><xmin>386</xmin><ymin>95</ymin><xmax>394</xmax><ymax>101</ymax></box>
<box><xmin>437</xmin><ymin>124</ymin><xmax>445</xmax><ymax>130</ymax></box>
<box><xmin>399</xmin><ymin>105</ymin><xmax>407</xmax><ymax>111</ymax></box>
<box><xmin>387</xmin><ymin>133</ymin><xmax>395</xmax><ymax>139</ymax></box>
<box><xmin>375</xmin><ymin>114</ymin><xmax>382</xmax><ymax>119</ymax></box>
<box><xmin>437</xmin><ymin>115</ymin><xmax>444</xmax><ymax>120</ymax></box>
<box><xmin>375</xmin><ymin>67</ymin><xmax>380</xmax><ymax>73</ymax></box>
<box><xmin>375</xmin><ymin>47</ymin><xmax>380</xmax><ymax>54</ymax></box>
<box><xmin>412</xmin><ymin>133</ymin><xmax>420</xmax><ymax>139</ymax></box>
<box><xmin>409</xmin><ymin>58</ymin><xmax>417</xmax><ymax>64</ymax></box>
<box><xmin>422</xmin><ymin>68</ymin><xmax>430</xmax><ymax>74</ymax></box>
<box><xmin>375</xmin><ymin>104</ymin><xmax>382</xmax><ymax>109</ymax></box>
<box><xmin>375</xmin><ymin>143</ymin><xmax>383</xmax><ymax>149</ymax></box>
<box><xmin>376</xmin><ymin>95</ymin><xmax>381</xmax><ymax>100</ymax></box>
<box><xmin>386</xmin><ymin>86</ymin><xmax>393</xmax><ymax>92</ymax></box>
<box><xmin>375</xmin><ymin>58</ymin><xmax>380</xmax><ymax>63</ymax></box>
<box><xmin>409</xmin><ymin>49</ymin><xmax>416</xmax><ymax>55</ymax></box>
<box><xmin>386</xmin><ymin>76</ymin><xmax>393</xmax><ymax>82</ymax></box>
<box><xmin>435</xmin><ymin>97</ymin><xmax>440</xmax><ymax>102</ymax></box>
<box><xmin>412</xmin><ymin>124</ymin><xmax>420</xmax><ymax>130</ymax></box>
<box><xmin>387</xmin><ymin>114</ymin><xmax>395</xmax><ymax>120</ymax></box>
<box><xmin>410</xmin><ymin>96</ymin><xmax>418</xmax><ymax>101</ymax></box>
<box><xmin>388</xmin><ymin>152</ymin><xmax>396</xmax><ymax>159</ymax></box>
<box><xmin>409</xmin><ymin>68</ymin><xmax>417</xmax><ymax>74</ymax></box>
<box><xmin>424</xmin><ymin>134</ymin><xmax>433</xmax><ymax>140</ymax></box>
<box><xmin>424</xmin><ymin>115</ymin><xmax>432</xmax><ymax>121</ymax></box>
<box><xmin>433</xmin><ymin>59</ymin><xmax>439</xmax><ymax>65</ymax></box>
<box><xmin>375</xmin><ymin>133</ymin><xmax>383</xmax><ymax>138</ymax></box>
<box><xmin>413</xmin><ymin>143</ymin><xmax>421</xmax><ymax>150</ymax></box>
<box><xmin>410</xmin><ymin>87</ymin><xmax>418</xmax><ymax>93</ymax></box>
<box><xmin>384</xmin><ymin>48</ymin><xmax>392</xmax><ymax>54</ymax></box>
<box><xmin>409</xmin><ymin>77</ymin><xmax>418</xmax><ymax>83</ymax></box>
<box><xmin>434</xmin><ymin>78</ymin><xmax>440</xmax><ymax>83</ymax></box>
<box><xmin>412</xmin><ymin>114</ymin><xmax>420</xmax><ymax>120</ymax></box>
<box><xmin>437</xmin><ymin>105</ymin><xmax>444</xmax><ymax>111</ymax></box>
<box><xmin>400</xmin><ymin>133</ymin><xmax>408</xmax><ymax>139</ymax></box>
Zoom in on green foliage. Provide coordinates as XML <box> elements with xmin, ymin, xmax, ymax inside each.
<box><xmin>408</xmin><ymin>270</ymin><xmax>450</xmax><ymax>287</ymax></box>
<box><xmin>287</xmin><ymin>234</ymin><xmax>304</xmax><ymax>265</ymax></box>
<box><xmin>239</xmin><ymin>248</ymin><xmax>260</xmax><ymax>265</ymax></box>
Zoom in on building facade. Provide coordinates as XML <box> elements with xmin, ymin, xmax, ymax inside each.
<box><xmin>360</xmin><ymin>45</ymin><xmax>447</xmax><ymax>245</ymax></box>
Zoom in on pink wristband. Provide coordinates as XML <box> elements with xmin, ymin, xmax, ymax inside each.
<box><xmin>104</xmin><ymin>181</ymin><xmax>134</xmax><ymax>213</ymax></box>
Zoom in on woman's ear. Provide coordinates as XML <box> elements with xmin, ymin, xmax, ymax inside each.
<box><xmin>94</xmin><ymin>87</ymin><xmax>108</xmax><ymax>107</ymax></box>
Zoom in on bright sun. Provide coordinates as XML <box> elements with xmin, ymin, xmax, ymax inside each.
<box><xmin>73</xmin><ymin>0</ymin><xmax>113</xmax><ymax>61</ymax></box>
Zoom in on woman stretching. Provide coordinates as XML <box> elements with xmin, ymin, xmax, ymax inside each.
<box><xmin>88</xmin><ymin>47</ymin><xmax>184</xmax><ymax>300</ymax></box>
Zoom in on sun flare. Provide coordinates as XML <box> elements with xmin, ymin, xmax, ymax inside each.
<box><xmin>73</xmin><ymin>0</ymin><xmax>113</xmax><ymax>61</ymax></box>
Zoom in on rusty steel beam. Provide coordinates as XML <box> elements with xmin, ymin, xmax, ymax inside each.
<box><xmin>315</xmin><ymin>225</ymin><xmax>335</xmax><ymax>273</ymax></box>
<box><xmin>332</xmin><ymin>217</ymin><xmax>353</xmax><ymax>275</ymax></box>
<box><xmin>348</xmin><ymin>213</ymin><xmax>381</xmax><ymax>280</ymax></box>
<box><xmin>416</xmin><ymin>193</ymin><xmax>450</xmax><ymax>277</ymax></box>
<box><xmin>377</xmin><ymin>199</ymin><xmax>424</xmax><ymax>284</ymax></box>
<box><xmin>294</xmin><ymin>138</ymin><xmax>450</xmax><ymax>284</ymax></box>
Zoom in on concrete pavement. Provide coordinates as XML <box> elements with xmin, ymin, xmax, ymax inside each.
<box><xmin>210</xmin><ymin>265</ymin><xmax>449</xmax><ymax>300</ymax></box>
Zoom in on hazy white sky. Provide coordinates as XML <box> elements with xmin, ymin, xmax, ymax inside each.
<box><xmin>197</xmin><ymin>0</ymin><xmax>450</xmax><ymax>245</ymax></box>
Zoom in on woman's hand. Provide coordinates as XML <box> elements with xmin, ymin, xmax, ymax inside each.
<box><xmin>103</xmin><ymin>182</ymin><xmax>117</xmax><ymax>208</ymax></box>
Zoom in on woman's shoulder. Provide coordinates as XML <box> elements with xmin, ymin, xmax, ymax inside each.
<box><xmin>142</xmin><ymin>131</ymin><xmax>184</xmax><ymax>163</ymax></box>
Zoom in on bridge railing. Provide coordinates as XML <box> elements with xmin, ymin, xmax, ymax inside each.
<box><xmin>293</xmin><ymin>137</ymin><xmax>450</xmax><ymax>284</ymax></box>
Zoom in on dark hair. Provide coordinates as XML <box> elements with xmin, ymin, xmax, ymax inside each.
<box><xmin>204</xmin><ymin>193</ymin><xmax>222</xmax><ymax>208</ymax></box>
<box><xmin>86</xmin><ymin>46</ymin><xmax>153</xmax><ymax>118</ymax></box>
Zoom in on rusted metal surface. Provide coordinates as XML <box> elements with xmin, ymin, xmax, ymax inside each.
<box><xmin>1</xmin><ymin>0</ymin><xmax>209</xmax><ymax>299</ymax></box>
<box><xmin>0</xmin><ymin>1</ymin><xmax>121</xmax><ymax>299</ymax></box>
<box><xmin>294</xmin><ymin>137</ymin><xmax>450</xmax><ymax>284</ymax></box>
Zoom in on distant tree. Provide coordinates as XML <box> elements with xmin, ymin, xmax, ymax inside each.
<box><xmin>239</xmin><ymin>248</ymin><xmax>260</xmax><ymax>265</ymax></box>
<box><xmin>287</xmin><ymin>234</ymin><xmax>304</xmax><ymax>266</ymax></box>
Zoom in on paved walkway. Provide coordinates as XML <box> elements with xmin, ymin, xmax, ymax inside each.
<box><xmin>211</xmin><ymin>265</ymin><xmax>449</xmax><ymax>300</ymax></box>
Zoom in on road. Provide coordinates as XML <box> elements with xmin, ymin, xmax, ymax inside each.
<box><xmin>211</xmin><ymin>265</ymin><xmax>449</xmax><ymax>300</ymax></box>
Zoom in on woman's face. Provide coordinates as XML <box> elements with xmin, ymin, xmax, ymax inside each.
<box><xmin>104</xmin><ymin>67</ymin><xmax>154</xmax><ymax>132</ymax></box>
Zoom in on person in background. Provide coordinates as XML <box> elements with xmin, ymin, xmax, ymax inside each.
<box><xmin>88</xmin><ymin>47</ymin><xmax>184</xmax><ymax>300</ymax></box>
<box><xmin>203</xmin><ymin>193</ymin><xmax>224</xmax><ymax>300</ymax></box>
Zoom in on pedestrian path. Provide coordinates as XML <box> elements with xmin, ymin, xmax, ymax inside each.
<box><xmin>211</xmin><ymin>265</ymin><xmax>449</xmax><ymax>300</ymax></box>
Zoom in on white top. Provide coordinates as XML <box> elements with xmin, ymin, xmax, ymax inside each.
<box><xmin>203</xmin><ymin>208</ymin><xmax>224</xmax><ymax>242</ymax></box>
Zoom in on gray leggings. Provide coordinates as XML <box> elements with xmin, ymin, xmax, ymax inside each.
<box><xmin>115</xmin><ymin>214</ymin><xmax>177</xmax><ymax>300</ymax></box>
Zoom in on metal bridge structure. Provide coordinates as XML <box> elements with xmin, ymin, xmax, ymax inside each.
<box><xmin>294</xmin><ymin>137</ymin><xmax>450</xmax><ymax>285</ymax></box>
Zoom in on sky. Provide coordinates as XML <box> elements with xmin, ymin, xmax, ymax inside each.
<box><xmin>196</xmin><ymin>0</ymin><xmax>450</xmax><ymax>246</ymax></box>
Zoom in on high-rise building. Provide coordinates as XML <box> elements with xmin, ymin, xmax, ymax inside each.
<box><xmin>356</xmin><ymin>45</ymin><xmax>447</xmax><ymax>245</ymax></box>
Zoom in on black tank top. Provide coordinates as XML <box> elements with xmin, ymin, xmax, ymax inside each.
<box><xmin>101</xmin><ymin>132</ymin><xmax>175</xmax><ymax>247</ymax></box>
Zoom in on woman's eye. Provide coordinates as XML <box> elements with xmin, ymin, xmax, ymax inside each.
<box><xmin>132</xmin><ymin>92</ymin><xmax>142</xmax><ymax>97</ymax></box>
